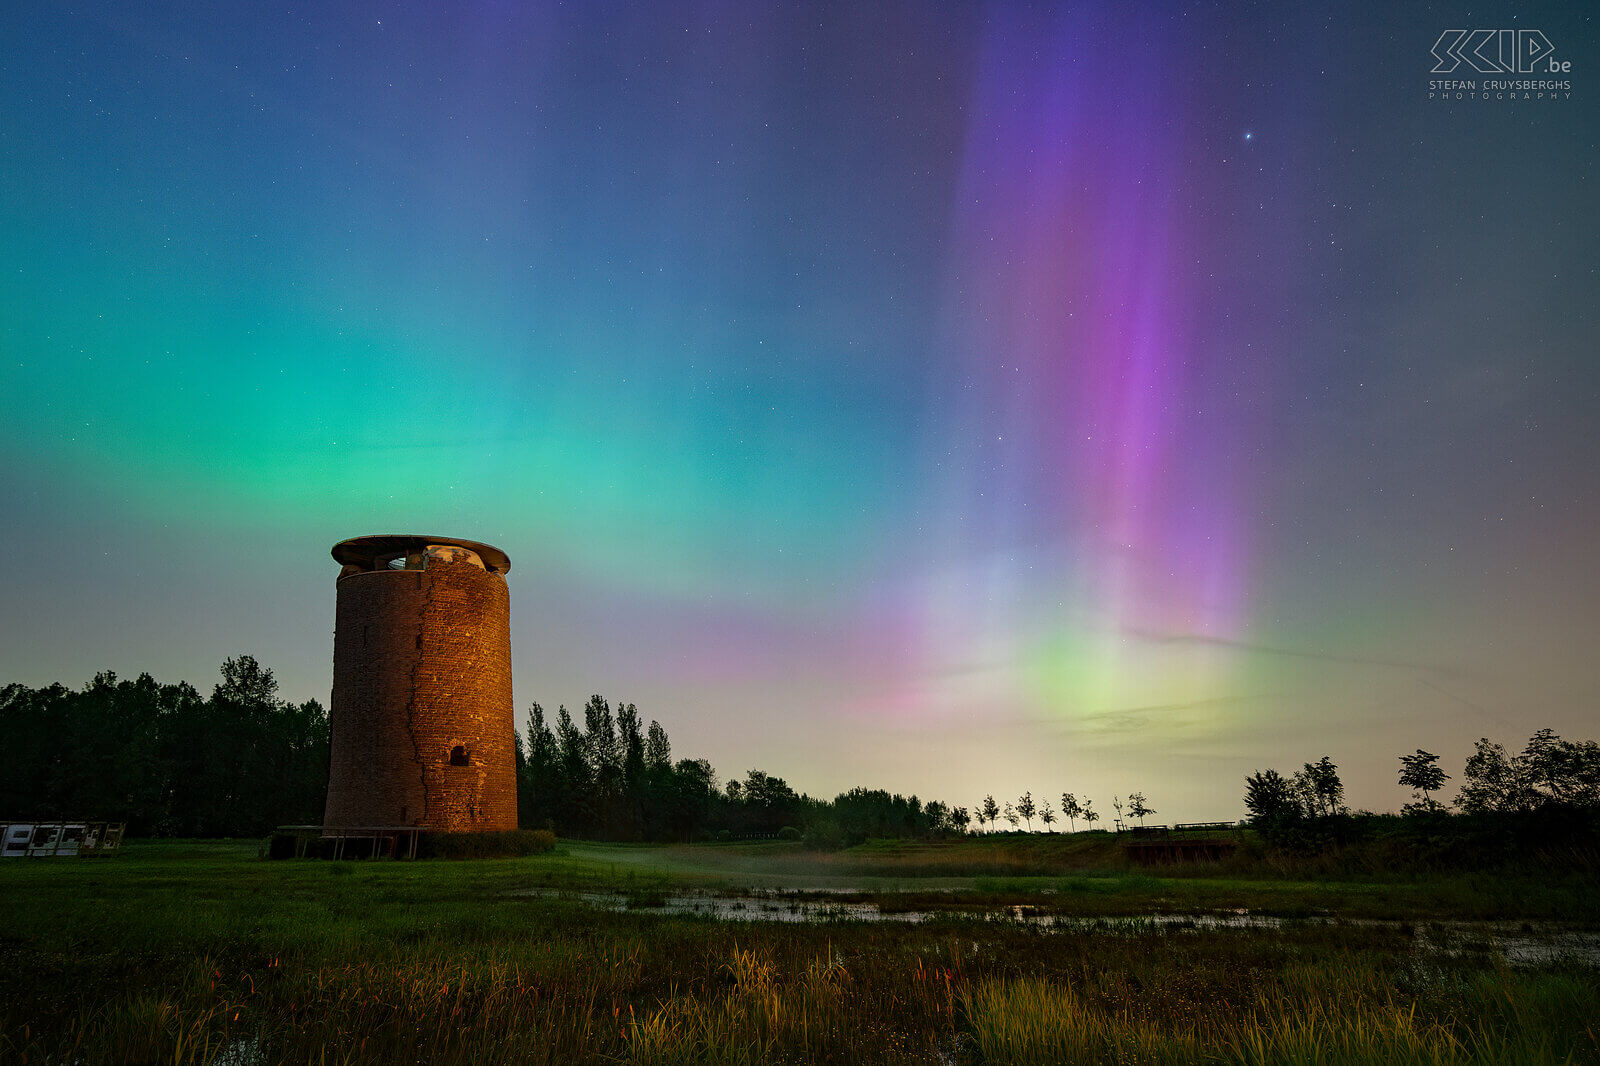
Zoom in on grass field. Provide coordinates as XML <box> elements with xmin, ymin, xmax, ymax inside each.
<box><xmin>1</xmin><ymin>837</ymin><xmax>1596</xmax><ymax>1064</ymax></box>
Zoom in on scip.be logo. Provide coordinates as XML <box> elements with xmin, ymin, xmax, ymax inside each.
<box><xmin>1430</xmin><ymin>30</ymin><xmax>1570</xmax><ymax>74</ymax></box>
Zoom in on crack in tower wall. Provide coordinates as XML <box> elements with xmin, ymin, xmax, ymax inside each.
<box><xmin>403</xmin><ymin>571</ymin><xmax>433</xmax><ymax>824</ymax></box>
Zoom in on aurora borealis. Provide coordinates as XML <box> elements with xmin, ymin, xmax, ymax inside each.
<box><xmin>2</xmin><ymin>3</ymin><xmax>1596</xmax><ymax>819</ymax></box>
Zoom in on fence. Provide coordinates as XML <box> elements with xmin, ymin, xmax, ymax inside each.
<box><xmin>1119</xmin><ymin>821</ymin><xmax>1241</xmax><ymax>864</ymax></box>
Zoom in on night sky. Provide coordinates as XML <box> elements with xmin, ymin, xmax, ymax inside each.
<box><xmin>3</xmin><ymin>3</ymin><xmax>1596</xmax><ymax>820</ymax></box>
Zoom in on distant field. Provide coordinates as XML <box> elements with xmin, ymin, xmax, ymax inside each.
<box><xmin>1</xmin><ymin>838</ymin><xmax>1595</xmax><ymax>1064</ymax></box>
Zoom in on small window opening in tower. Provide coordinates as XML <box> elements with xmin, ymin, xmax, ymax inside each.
<box><xmin>450</xmin><ymin>745</ymin><xmax>470</xmax><ymax>766</ymax></box>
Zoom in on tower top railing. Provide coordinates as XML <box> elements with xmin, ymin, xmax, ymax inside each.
<box><xmin>332</xmin><ymin>535</ymin><xmax>511</xmax><ymax>575</ymax></box>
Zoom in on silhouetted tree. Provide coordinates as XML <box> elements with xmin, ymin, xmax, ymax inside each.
<box><xmin>1040</xmin><ymin>801</ymin><xmax>1056</xmax><ymax>832</ymax></box>
<box><xmin>1060</xmin><ymin>792</ymin><xmax>1082</xmax><ymax>832</ymax></box>
<box><xmin>1398</xmin><ymin>749</ymin><xmax>1448</xmax><ymax>813</ymax></box>
<box><xmin>1457</xmin><ymin>730</ymin><xmax>1600</xmax><ymax>814</ymax></box>
<box><xmin>1520</xmin><ymin>729</ymin><xmax>1600</xmax><ymax>808</ymax></box>
<box><xmin>1522</xmin><ymin>729</ymin><xmax>1563</xmax><ymax>800</ymax></box>
<box><xmin>981</xmin><ymin>794</ymin><xmax>1000</xmax><ymax>833</ymax></box>
<box><xmin>645</xmin><ymin>720</ymin><xmax>671</xmax><ymax>770</ymax></box>
<box><xmin>513</xmin><ymin>728</ymin><xmax>528</xmax><ymax>817</ymax></box>
<box><xmin>617</xmin><ymin>703</ymin><xmax>647</xmax><ymax>838</ymax></box>
<box><xmin>1555</xmin><ymin>741</ymin><xmax>1600</xmax><ymax>808</ymax></box>
<box><xmin>1246</xmin><ymin>760</ymin><xmax>1352</xmax><ymax>851</ymax></box>
<box><xmin>1</xmin><ymin>658</ymin><xmax>327</xmax><ymax>837</ymax></box>
<box><xmin>1457</xmin><ymin>737</ymin><xmax>1526</xmax><ymax>814</ymax></box>
<box><xmin>1127</xmin><ymin>792</ymin><xmax>1154</xmax><ymax>826</ymax></box>
<box><xmin>9</xmin><ymin>663</ymin><xmax>1001</xmax><ymax>846</ymax></box>
<box><xmin>729</xmin><ymin>769</ymin><xmax>802</xmax><ymax>835</ymax></box>
<box><xmin>1017</xmin><ymin>791</ymin><xmax>1036</xmax><ymax>831</ymax></box>
<box><xmin>666</xmin><ymin>758</ymin><xmax>716</xmax><ymax>841</ymax></box>
<box><xmin>520</xmin><ymin>703</ymin><xmax>558</xmax><ymax>828</ymax></box>
<box><xmin>1081</xmin><ymin>800</ymin><xmax>1099</xmax><ymax>827</ymax></box>
<box><xmin>640</xmin><ymin>719</ymin><xmax>673</xmax><ymax>838</ymax></box>
<box><xmin>1244</xmin><ymin>769</ymin><xmax>1296</xmax><ymax>824</ymax></box>
<box><xmin>554</xmin><ymin>705</ymin><xmax>591</xmax><ymax>832</ymax></box>
<box><xmin>1293</xmin><ymin>757</ymin><xmax>1345</xmax><ymax>817</ymax></box>
<box><xmin>582</xmin><ymin>695</ymin><xmax>622</xmax><ymax>833</ymax></box>
<box><xmin>829</xmin><ymin>787</ymin><xmax>943</xmax><ymax>843</ymax></box>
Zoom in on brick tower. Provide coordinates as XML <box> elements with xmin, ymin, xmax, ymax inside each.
<box><xmin>323</xmin><ymin>535</ymin><xmax>518</xmax><ymax>833</ymax></box>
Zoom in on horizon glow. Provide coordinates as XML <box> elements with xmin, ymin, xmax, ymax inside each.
<box><xmin>2</xmin><ymin>2</ymin><xmax>1596</xmax><ymax>821</ymax></box>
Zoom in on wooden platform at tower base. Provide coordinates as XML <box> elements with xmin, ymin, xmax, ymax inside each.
<box><xmin>276</xmin><ymin>825</ymin><xmax>423</xmax><ymax>860</ymax></box>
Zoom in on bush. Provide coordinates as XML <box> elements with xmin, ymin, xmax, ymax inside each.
<box><xmin>801</xmin><ymin>818</ymin><xmax>858</xmax><ymax>851</ymax></box>
<box><xmin>264</xmin><ymin>831</ymin><xmax>303</xmax><ymax>860</ymax></box>
<box><xmin>1247</xmin><ymin>808</ymin><xmax>1600</xmax><ymax>873</ymax></box>
<box><xmin>778</xmin><ymin>826</ymin><xmax>802</xmax><ymax>841</ymax></box>
<box><xmin>716</xmin><ymin>829</ymin><xmax>732</xmax><ymax>842</ymax></box>
<box><xmin>419</xmin><ymin>829</ymin><xmax>557</xmax><ymax>859</ymax></box>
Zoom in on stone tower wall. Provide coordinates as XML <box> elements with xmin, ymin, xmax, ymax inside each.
<box><xmin>323</xmin><ymin>559</ymin><xmax>518</xmax><ymax>832</ymax></box>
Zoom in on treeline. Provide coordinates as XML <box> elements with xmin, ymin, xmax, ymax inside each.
<box><xmin>11</xmin><ymin>655</ymin><xmax>1596</xmax><ymax>857</ymax></box>
<box><xmin>964</xmin><ymin>791</ymin><xmax>1163</xmax><ymax>833</ymax></box>
<box><xmin>0</xmin><ymin>662</ymin><xmax>969</xmax><ymax>846</ymax></box>
<box><xmin>0</xmin><ymin>657</ymin><xmax>328</xmax><ymax>837</ymax></box>
<box><xmin>515</xmin><ymin>697</ymin><xmax>967</xmax><ymax>845</ymax></box>
<box><xmin>1244</xmin><ymin>730</ymin><xmax>1600</xmax><ymax>859</ymax></box>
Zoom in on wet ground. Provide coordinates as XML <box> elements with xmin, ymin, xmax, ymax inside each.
<box><xmin>513</xmin><ymin>887</ymin><xmax>1600</xmax><ymax>968</ymax></box>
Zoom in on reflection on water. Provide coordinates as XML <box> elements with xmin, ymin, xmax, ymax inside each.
<box><xmin>513</xmin><ymin>888</ymin><xmax>1600</xmax><ymax>968</ymax></box>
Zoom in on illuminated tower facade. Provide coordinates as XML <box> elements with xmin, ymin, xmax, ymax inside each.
<box><xmin>323</xmin><ymin>535</ymin><xmax>517</xmax><ymax>832</ymax></box>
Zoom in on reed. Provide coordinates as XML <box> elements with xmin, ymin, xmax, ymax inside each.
<box><xmin>1</xmin><ymin>841</ymin><xmax>1594</xmax><ymax>1064</ymax></box>
<box><xmin>961</xmin><ymin>966</ymin><xmax>1590</xmax><ymax>1066</ymax></box>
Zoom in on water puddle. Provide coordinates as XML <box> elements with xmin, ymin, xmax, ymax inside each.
<box><xmin>513</xmin><ymin>888</ymin><xmax>1600</xmax><ymax>968</ymax></box>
